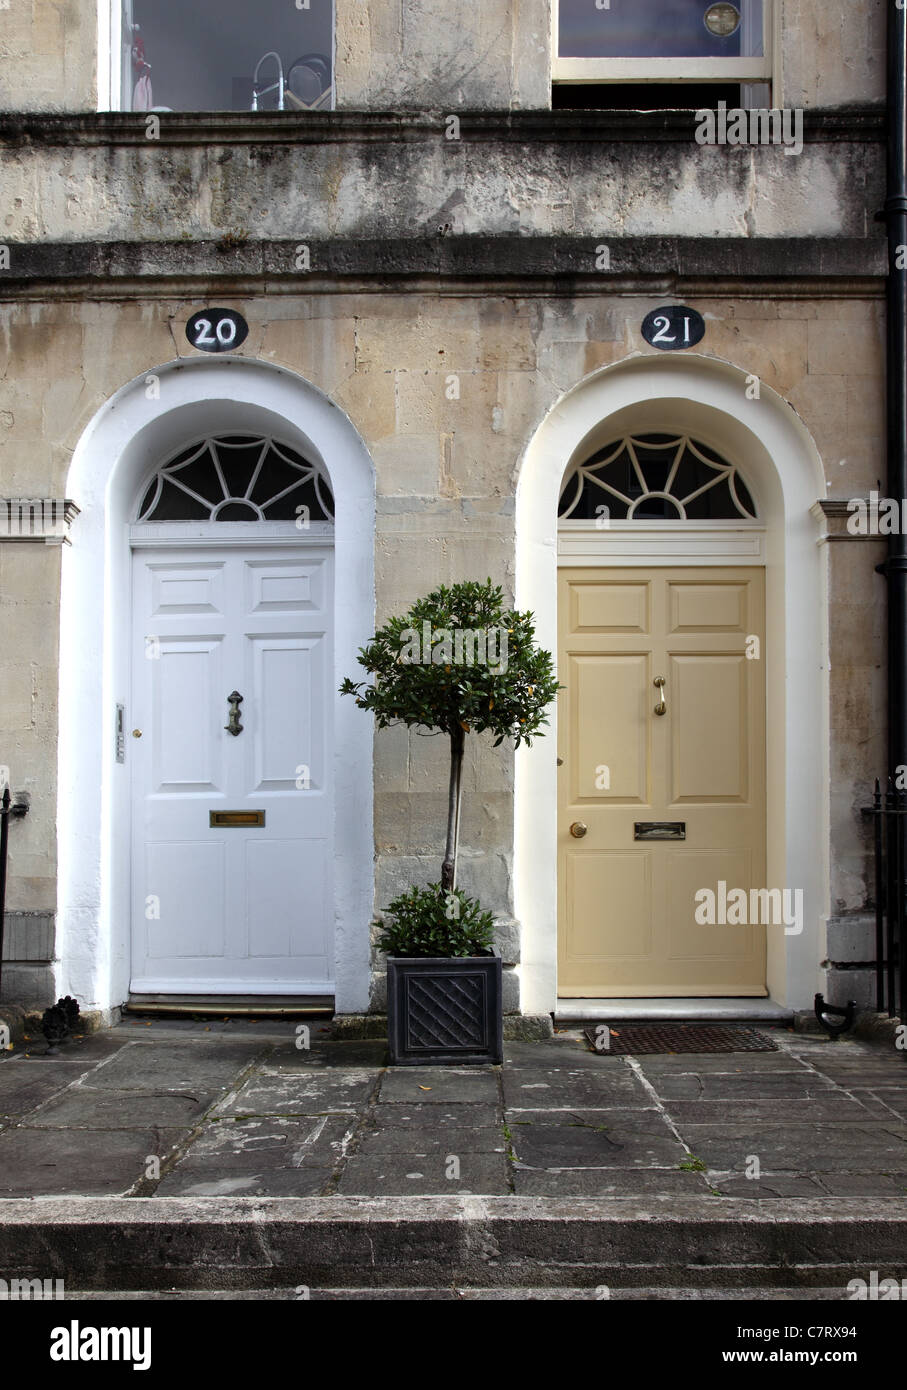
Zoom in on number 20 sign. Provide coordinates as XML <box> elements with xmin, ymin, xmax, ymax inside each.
<box><xmin>641</xmin><ymin>305</ymin><xmax>705</xmax><ymax>351</ymax></box>
<box><xmin>186</xmin><ymin>308</ymin><xmax>249</xmax><ymax>353</ymax></box>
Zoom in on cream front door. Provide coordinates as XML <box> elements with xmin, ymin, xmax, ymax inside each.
<box><xmin>558</xmin><ymin>566</ymin><xmax>766</xmax><ymax>997</ymax></box>
<box><xmin>130</xmin><ymin>543</ymin><xmax>333</xmax><ymax>995</ymax></box>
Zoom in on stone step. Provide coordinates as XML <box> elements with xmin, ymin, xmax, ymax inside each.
<box><xmin>1</xmin><ymin>1196</ymin><xmax>904</xmax><ymax>1292</ymax></box>
<box><xmin>58</xmin><ymin>1286</ymin><xmax>853</xmax><ymax>1300</ymax></box>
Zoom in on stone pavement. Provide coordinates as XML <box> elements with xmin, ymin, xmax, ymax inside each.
<box><xmin>0</xmin><ymin>1016</ymin><xmax>905</xmax><ymax>1201</ymax></box>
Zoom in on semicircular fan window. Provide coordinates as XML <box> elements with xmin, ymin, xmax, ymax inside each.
<box><xmin>136</xmin><ymin>435</ymin><xmax>334</xmax><ymax>523</ymax></box>
<box><xmin>558</xmin><ymin>434</ymin><xmax>757</xmax><ymax>522</ymax></box>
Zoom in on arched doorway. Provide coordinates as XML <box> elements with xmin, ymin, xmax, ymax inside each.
<box><xmin>515</xmin><ymin>354</ymin><xmax>827</xmax><ymax>1016</ymax></box>
<box><xmin>58</xmin><ymin>357</ymin><xmax>375</xmax><ymax>1016</ymax></box>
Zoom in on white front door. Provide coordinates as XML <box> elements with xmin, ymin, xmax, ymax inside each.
<box><xmin>129</xmin><ymin>543</ymin><xmax>333</xmax><ymax>994</ymax></box>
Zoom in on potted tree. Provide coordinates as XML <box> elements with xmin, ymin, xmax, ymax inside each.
<box><xmin>340</xmin><ymin>579</ymin><xmax>559</xmax><ymax>1064</ymax></box>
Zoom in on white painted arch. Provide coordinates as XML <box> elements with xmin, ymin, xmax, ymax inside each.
<box><xmin>514</xmin><ymin>352</ymin><xmax>829</xmax><ymax>1015</ymax></box>
<box><xmin>58</xmin><ymin>356</ymin><xmax>375</xmax><ymax>1015</ymax></box>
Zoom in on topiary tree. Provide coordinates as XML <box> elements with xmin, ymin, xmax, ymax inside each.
<box><xmin>340</xmin><ymin>578</ymin><xmax>559</xmax><ymax>893</ymax></box>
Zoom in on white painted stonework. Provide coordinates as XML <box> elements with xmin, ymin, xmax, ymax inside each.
<box><xmin>58</xmin><ymin>357</ymin><xmax>375</xmax><ymax>1015</ymax></box>
<box><xmin>514</xmin><ymin>353</ymin><xmax>829</xmax><ymax>1016</ymax></box>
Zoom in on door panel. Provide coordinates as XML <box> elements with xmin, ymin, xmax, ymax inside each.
<box><xmin>558</xmin><ymin>566</ymin><xmax>766</xmax><ymax>997</ymax></box>
<box><xmin>131</xmin><ymin>544</ymin><xmax>334</xmax><ymax>994</ymax></box>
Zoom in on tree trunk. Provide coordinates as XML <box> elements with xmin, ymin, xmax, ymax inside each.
<box><xmin>441</xmin><ymin>724</ymin><xmax>465</xmax><ymax>892</ymax></box>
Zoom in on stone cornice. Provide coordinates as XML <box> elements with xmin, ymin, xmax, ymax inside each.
<box><xmin>0</xmin><ymin>236</ymin><xmax>887</xmax><ymax>294</ymax></box>
<box><xmin>0</xmin><ymin>107</ymin><xmax>886</xmax><ymax>149</ymax></box>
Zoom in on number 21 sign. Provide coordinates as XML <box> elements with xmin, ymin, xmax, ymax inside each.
<box><xmin>641</xmin><ymin>305</ymin><xmax>705</xmax><ymax>351</ymax></box>
<box><xmin>186</xmin><ymin>308</ymin><xmax>249</xmax><ymax>353</ymax></box>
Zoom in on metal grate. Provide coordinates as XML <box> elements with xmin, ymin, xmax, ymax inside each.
<box><xmin>582</xmin><ymin>1023</ymin><xmax>779</xmax><ymax>1055</ymax></box>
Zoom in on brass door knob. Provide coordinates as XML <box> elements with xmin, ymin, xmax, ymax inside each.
<box><xmin>569</xmin><ymin>821</ymin><xmax>588</xmax><ymax>838</ymax></box>
<box><xmin>132</xmin><ymin>729</ymin><xmax>143</xmax><ymax>738</ymax></box>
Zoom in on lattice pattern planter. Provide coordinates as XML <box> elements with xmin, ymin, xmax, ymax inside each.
<box><xmin>386</xmin><ymin>951</ymin><xmax>503</xmax><ymax>1065</ymax></box>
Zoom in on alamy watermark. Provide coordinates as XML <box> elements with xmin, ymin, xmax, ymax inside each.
<box><xmin>695</xmin><ymin>101</ymin><xmax>804</xmax><ymax>157</ymax></box>
<box><xmin>694</xmin><ymin>881</ymin><xmax>803</xmax><ymax>936</ymax></box>
<box><xmin>0</xmin><ymin>498</ymin><xmax>69</xmax><ymax>539</ymax></box>
<box><xmin>0</xmin><ymin>1275</ymin><xmax>64</xmax><ymax>1299</ymax></box>
<box><xmin>398</xmin><ymin>622</ymin><xmax>509</xmax><ymax>672</ymax></box>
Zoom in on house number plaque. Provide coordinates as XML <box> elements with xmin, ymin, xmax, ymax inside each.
<box><xmin>186</xmin><ymin>309</ymin><xmax>249</xmax><ymax>353</ymax></box>
<box><xmin>641</xmin><ymin>306</ymin><xmax>705</xmax><ymax>351</ymax></box>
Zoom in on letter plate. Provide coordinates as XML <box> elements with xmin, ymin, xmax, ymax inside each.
<box><xmin>634</xmin><ymin>822</ymin><xmax>685</xmax><ymax>841</ymax></box>
<box><xmin>209</xmin><ymin>810</ymin><xmax>266</xmax><ymax>828</ymax></box>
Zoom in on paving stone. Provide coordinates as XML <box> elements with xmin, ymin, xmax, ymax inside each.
<box><xmin>20</xmin><ymin>1034</ymin><xmax>133</xmax><ymax>1062</ymax></box>
<box><xmin>157</xmin><ymin>1166</ymin><xmax>334</xmax><ymax>1197</ymax></box>
<box><xmin>360</xmin><ymin>1102</ymin><xmax>500</xmax><ymax>1128</ymax></box>
<box><xmin>0</xmin><ymin>1126</ymin><xmax>185</xmax><ymax>1196</ymax></box>
<box><xmin>154</xmin><ymin>1115</ymin><xmax>352</xmax><ymax>1196</ymax></box>
<box><xmin>503</xmin><ymin>1068</ymin><xmax>650</xmax><ymax>1110</ymax></box>
<box><xmin>712</xmin><ymin>1175</ymin><xmax>829</xmax><ymax>1197</ymax></box>
<box><xmin>502</xmin><ymin>1041</ymin><xmax>614</xmax><ymax>1070</ymax></box>
<box><xmin>512</xmin><ymin>1167</ymin><xmax>709</xmax><ymax>1197</ymax></box>
<box><xmin>633</xmin><ymin>1053</ymin><xmax>810</xmax><ymax>1074</ymax></box>
<box><xmin>650</xmin><ymin>1073</ymin><xmax>835</xmax><ymax>1101</ymax></box>
<box><xmin>674</xmin><ymin>1122</ymin><xmax>907</xmax><ymax>1173</ymax></box>
<box><xmin>508</xmin><ymin>1110</ymin><xmax>686</xmax><ymax>1169</ymax></box>
<box><xmin>814</xmin><ymin>1173</ymin><xmax>907</xmax><ymax>1196</ymax></box>
<box><xmin>335</xmin><ymin>1152</ymin><xmax>510</xmax><ymax>1195</ymax></box>
<box><xmin>214</xmin><ymin>1070</ymin><xmax>378</xmax><ymax>1117</ymax></box>
<box><xmin>357</xmin><ymin>1126</ymin><xmax>506</xmax><ymax>1155</ymax></box>
<box><xmin>266</xmin><ymin>1040</ymin><xmax>390</xmax><ymax>1069</ymax></box>
<box><xmin>22</xmin><ymin>1085</ymin><xmax>222</xmax><ymax>1129</ymax></box>
<box><xmin>809</xmin><ymin>1065</ymin><xmax>907</xmax><ymax>1088</ymax></box>
<box><xmin>663</xmin><ymin>1097</ymin><xmax>877</xmax><ymax>1124</ymax></box>
<box><xmin>81</xmin><ymin>1041</ymin><xmax>267</xmax><ymax>1092</ymax></box>
<box><xmin>377</xmin><ymin>1069</ymin><xmax>500</xmax><ymax>1104</ymax></box>
<box><xmin>0</xmin><ymin>1062</ymin><xmax>81</xmax><ymax>1117</ymax></box>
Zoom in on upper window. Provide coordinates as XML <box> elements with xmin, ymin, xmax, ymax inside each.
<box><xmin>136</xmin><ymin>435</ymin><xmax>335</xmax><ymax>523</ymax></box>
<box><xmin>114</xmin><ymin>0</ymin><xmax>334</xmax><ymax>112</ymax></box>
<box><xmin>553</xmin><ymin>0</ymin><xmax>774</xmax><ymax>107</ymax></box>
<box><xmin>558</xmin><ymin>434</ymin><xmax>758</xmax><ymax>522</ymax></box>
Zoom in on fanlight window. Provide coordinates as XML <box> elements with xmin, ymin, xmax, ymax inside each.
<box><xmin>136</xmin><ymin>435</ymin><xmax>334</xmax><ymax>523</ymax></box>
<box><xmin>558</xmin><ymin>434</ymin><xmax>757</xmax><ymax>522</ymax></box>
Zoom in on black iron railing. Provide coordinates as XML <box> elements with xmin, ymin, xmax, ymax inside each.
<box><xmin>863</xmin><ymin>780</ymin><xmax>907</xmax><ymax>1022</ymax></box>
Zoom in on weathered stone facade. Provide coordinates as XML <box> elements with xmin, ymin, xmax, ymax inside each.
<box><xmin>0</xmin><ymin>2</ymin><xmax>892</xmax><ymax>1018</ymax></box>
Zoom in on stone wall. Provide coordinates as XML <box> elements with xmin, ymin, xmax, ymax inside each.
<box><xmin>0</xmin><ymin>287</ymin><xmax>887</xmax><ymax>1008</ymax></box>
<box><xmin>0</xmin><ymin>0</ymin><xmax>888</xmax><ymax>114</ymax></box>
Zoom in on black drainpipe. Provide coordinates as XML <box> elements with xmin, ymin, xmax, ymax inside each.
<box><xmin>884</xmin><ymin>2</ymin><xmax>907</xmax><ymax>778</ymax></box>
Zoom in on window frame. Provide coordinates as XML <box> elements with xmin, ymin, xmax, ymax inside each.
<box><xmin>551</xmin><ymin>0</ymin><xmax>781</xmax><ymax>98</ymax></box>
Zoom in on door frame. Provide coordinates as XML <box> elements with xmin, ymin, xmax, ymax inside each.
<box><xmin>514</xmin><ymin>353</ymin><xmax>829</xmax><ymax>1015</ymax></box>
<box><xmin>128</xmin><ymin>526</ymin><xmax>335</xmax><ymax>995</ymax></box>
<box><xmin>59</xmin><ymin>357</ymin><xmax>375</xmax><ymax>1017</ymax></box>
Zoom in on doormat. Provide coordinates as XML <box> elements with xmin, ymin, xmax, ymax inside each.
<box><xmin>582</xmin><ymin>1023</ymin><xmax>779</xmax><ymax>1055</ymax></box>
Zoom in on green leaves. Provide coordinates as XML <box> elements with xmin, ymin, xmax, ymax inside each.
<box><xmin>376</xmin><ymin>884</ymin><xmax>496</xmax><ymax>958</ymax></box>
<box><xmin>339</xmin><ymin>578</ymin><xmax>561</xmax><ymax>744</ymax></box>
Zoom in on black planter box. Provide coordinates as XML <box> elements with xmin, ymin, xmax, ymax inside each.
<box><xmin>386</xmin><ymin>950</ymin><xmax>503</xmax><ymax>1065</ymax></box>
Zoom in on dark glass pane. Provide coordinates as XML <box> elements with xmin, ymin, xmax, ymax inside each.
<box><xmin>213</xmin><ymin>437</ymin><xmax>268</xmax><ymax>498</ymax></box>
<box><xmin>217</xmin><ymin>500</ymin><xmax>261</xmax><ymax>521</ymax></box>
<box><xmin>263</xmin><ymin>472</ymin><xmax>331</xmax><ymax>521</ymax></box>
<box><xmin>552</xmin><ymin>81</ymin><xmax>744</xmax><ymax>108</ymax></box>
<box><xmin>149</xmin><ymin>478</ymin><xmax>211</xmax><ymax>521</ymax></box>
<box><xmin>635</xmin><ymin>494</ymin><xmax>683</xmax><ymax>519</ymax></box>
<box><xmin>128</xmin><ymin>0</ymin><xmax>333</xmax><ymax>112</ymax></box>
<box><xmin>558</xmin><ymin>1</ymin><xmax>762</xmax><ymax>60</ymax></box>
<box><xmin>248</xmin><ymin>449</ymin><xmax>305</xmax><ymax>508</ymax></box>
<box><xmin>684</xmin><ymin>476</ymin><xmax>735</xmax><ymax>519</ymax></box>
